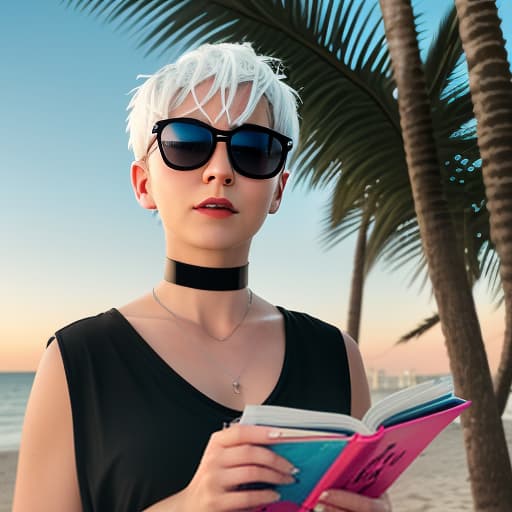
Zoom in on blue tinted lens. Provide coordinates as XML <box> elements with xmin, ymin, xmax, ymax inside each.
<box><xmin>160</xmin><ymin>121</ymin><xmax>213</xmax><ymax>168</ymax></box>
<box><xmin>231</xmin><ymin>130</ymin><xmax>283</xmax><ymax>177</ymax></box>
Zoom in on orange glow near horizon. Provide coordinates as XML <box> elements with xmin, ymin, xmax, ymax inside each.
<box><xmin>0</xmin><ymin>304</ymin><xmax>505</xmax><ymax>376</ymax></box>
<box><xmin>1</xmin><ymin>325</ymin><xmax>46</xmax><ymax>372</ymax></box>
<box><xmin>361</xmin><ymin>306</ymin><xmax>504</xmax><ymax>376</ymax></box>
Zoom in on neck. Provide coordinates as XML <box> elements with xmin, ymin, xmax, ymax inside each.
<box><xmin>164</xmin><ymin>258</ymin><xmax>249</xmax><ymax>291</ymax></box>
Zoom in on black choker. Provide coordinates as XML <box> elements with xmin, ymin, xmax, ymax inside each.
<box><xmin>164</xmin><ymin>258</ymin><xmax>248</xmax><ymax>291</ymax></box>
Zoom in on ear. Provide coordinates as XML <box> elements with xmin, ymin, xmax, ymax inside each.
<box><xmin>131</xmin><ymin>161</ymin><xmax>157</xmax><ymax>210</ymax></box>
<box><xmin>268</xmin><ymin>170</ymin><xmax>290</xmax><ymax>214</ymax></box>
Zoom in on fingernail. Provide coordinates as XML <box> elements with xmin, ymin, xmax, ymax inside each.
<box><xmin>313</xmin><ymin>505</ymin><xmax>325</xmax><ymax>512</ymax></box>
<box><xmin>290</xmin><ymin>466</ymin><xmax>300</xmax><ymax>475</ymax></box>
<box><xmin>319</xmin><ymin>491</ymin><xmax>329</xmax><ymax>500</ymax></box>
<box><xmin>268</xmin><ymin>430</ymin><xmax>282</xmax><ymax>438</ymax></box>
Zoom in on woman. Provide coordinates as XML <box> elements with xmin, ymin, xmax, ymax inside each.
<box><xmin>13</xmin><ymin>42</ymin><xmax>391</xmax><ymax>512</ymax></box>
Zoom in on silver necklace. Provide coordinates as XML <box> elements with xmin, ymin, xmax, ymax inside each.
<box><xmin>152</xmin><ymin>288</ymin><xmax>253</xmax><ymax>341</ymax></box>
<box><xmin>152</xmin><ymin>287</ymin><xmax>253</xmax><ymax>394</ymax></box>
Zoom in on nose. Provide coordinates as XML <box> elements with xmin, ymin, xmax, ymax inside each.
<box><xmin>202</xmin><ymin>141</ymin><xmax>235</xmax><ymax>186</ymax></box>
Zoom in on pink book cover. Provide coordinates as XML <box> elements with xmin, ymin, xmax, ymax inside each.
<box><xmin>255</xmin><ymin>401</ymin><xmax>470</xmax><ymax>512</ymax></box>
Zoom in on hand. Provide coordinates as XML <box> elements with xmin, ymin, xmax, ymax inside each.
<box><xmin>178</xmin><ymin>424</ymin><xmax>298</xmax><ymax>512</ymax></box>
<box><xmin>313</xmin><ymin>489</ymin><xmax>391</xmax><ymax>512</ymax></box>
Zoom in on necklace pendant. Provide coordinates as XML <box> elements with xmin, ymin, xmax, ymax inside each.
<box><xmin>232</xmin><ymin>380</ymin><xmax>241</xmax><ymax>394</ymax></box>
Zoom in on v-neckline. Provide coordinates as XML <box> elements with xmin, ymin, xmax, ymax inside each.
<box><xmin>107</xmin><ymin>305</ymin><xmax>291</xmax><ymax>416</ymax></box>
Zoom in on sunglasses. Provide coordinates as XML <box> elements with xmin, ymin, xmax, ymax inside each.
<box><xmin>150</xmin><ymin>117</ymin><xmax>293</xmax><ymax>179</ymax></box>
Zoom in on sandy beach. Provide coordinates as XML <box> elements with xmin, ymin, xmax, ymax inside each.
<box><xmin>389</xmin><ymin>420</ymin><xmax>512</xmax><ymax>511</ymax></box>
<box><xmin>0</xmin><ymin>451</ymin><xmax>16</xmax><ymax>512</ymax></box>
<box><xmin>1</xmin><ymin>421</ymin><xmax>511</xmax><ymax>511</ymax></box>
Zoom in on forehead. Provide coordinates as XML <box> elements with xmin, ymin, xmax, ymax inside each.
<box><xmin>169</xmin><ymin>79</ymin><xmax>271</xmax><ymax>128</ymax></box>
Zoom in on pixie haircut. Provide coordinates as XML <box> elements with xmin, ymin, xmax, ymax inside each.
<box><xmin>126</xmin><ymin>42</ymin><xmax>300</xmax><ymax>162</ymax></box>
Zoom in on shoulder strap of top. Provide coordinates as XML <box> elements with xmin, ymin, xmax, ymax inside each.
<box><xmin>275</xmin><ymin>306</ymin><xmax>351</xmax><ymax>415</ymax></box>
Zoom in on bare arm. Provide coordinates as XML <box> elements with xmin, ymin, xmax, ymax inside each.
<box><xmin>343</xmin><ymin>331</ymin><xmax>372</xmax><ymax>420</ymax></box>
<box><xmin>12</xmin><ymin>341</ymin><xmax>82</xmax><ymax>512</ymax></box>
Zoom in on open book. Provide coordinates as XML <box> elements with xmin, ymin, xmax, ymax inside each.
<box><xmin>238</xmin><ymin>377</ymin><xmax>470</xmax><ymax>511</ymax></box>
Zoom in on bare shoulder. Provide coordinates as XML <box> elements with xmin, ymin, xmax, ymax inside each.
<box><xmin>251</xmin><ymin>293</ymin><xmax>287</xmax><ymax>322</ymax></box>
<box><xmin>341</xmin><ymin>331</ymin><xmax>372</xmax><ymax>420</ymax></box>
<box><xmin>13</xmin><ymin>341</ymin><xmax>81</xmax><ymax>511</ymax></box>
<box><xmin>117</xmin><ymin>292</ymin><xmax>154</xmax><ymax>317</ymax></box>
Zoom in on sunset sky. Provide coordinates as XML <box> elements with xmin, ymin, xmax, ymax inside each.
<box><xmin>1</xmin><ymin>1</ymin><xmax>511</xmax><ymax>375</ymax></box>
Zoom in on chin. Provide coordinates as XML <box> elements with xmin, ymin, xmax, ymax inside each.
<box><xmin>196</xmin><ymin>237</ymin><xmax>252</xmax><ymax>255</ymax></box>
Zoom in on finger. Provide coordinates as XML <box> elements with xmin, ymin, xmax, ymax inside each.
<box><xmin>313</xmin><ymin>507</ymin><xmax>349</xmax><ymax>512</ymax></box>
<box><xmin>313</xmin><ymin>505</ymin><xmax>349</xmax><ymax>512</ymax></box>
<box><xmin>212</xmin><ymin>424</ymin><xmax>285</xmax><ymax>448</ymax></box>
<box><xmin>219</xmin><ymin>465</ymin><xmax>296</xmax><ymax>490</ymax></box>
<box><xmin>314</xmin><ymin>489</ymin><xmax>391</xmax><ymax>512</ymax></box>
<box><xmin>218</xmin><ymin>443</ymin><xmax>298</xmax><ymax>476</ymax></box>
<box><xmin>221</xmin><ymin>488</ymin><xmax>281</xmax><ymax>511</ymax></box>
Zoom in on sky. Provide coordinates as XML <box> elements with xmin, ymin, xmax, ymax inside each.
<box><xmin>1</xmin><ymin>0</ymin><xmax>511</xmax><ymax>375</ymax></box>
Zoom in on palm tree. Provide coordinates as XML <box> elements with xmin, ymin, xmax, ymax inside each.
<box><xmin>378</xmin><ymin>0</ymin><xmax>512</xmax><ymax>509</ymax></box>
<box><xmin>401</xmin><ymin>0</ymin><xmax>512</xmax><ymax>419</ymax></box>
<box><xmin>303</xmin><ymin>6</ymin><xmax>489</xmax><ymax>347</ymax></box>
<box><xmin>454</xmin><ymin>0</ymin><xmax>512</xmax><ymax>430</ymax></box>
<box><xmin>346</xmin><ymin>204</ymin><xmax>370</xmax><ymax>340</ymax></box>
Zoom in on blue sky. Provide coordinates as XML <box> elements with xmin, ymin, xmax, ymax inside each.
<box><xmin>1</xmin><ymin>0</ymin><xmax>511</xmax><ymax>372</ymax></box>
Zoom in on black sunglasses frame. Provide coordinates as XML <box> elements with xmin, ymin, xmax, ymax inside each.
<box><xmin>151</xmin><ymin>117</ymin><xmax>293</xmax><ymax>180</ymax></box>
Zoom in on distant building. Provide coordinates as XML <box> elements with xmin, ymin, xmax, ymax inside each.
<box><xmin>414</xmin><ymin>373</ymin><xmax>450</xmax><ymax>385</ymax></box>
<box><xmin>366</xmin><ymin>368</ymin><xmax>450</xmax><ymax>391</ymax></box>
<box><xmin>398</xmin><ymin>369</ymin><xmax>416</xmax><ymax>388</ymax></box>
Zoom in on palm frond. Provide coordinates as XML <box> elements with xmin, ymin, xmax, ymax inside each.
<box><xmin>395</xmin><ymin>313</ymin><xmax>440</xmax><ymax>344</ymax></box>
<box><xmin>424</xmin><ymin>5</ymin><xmax>462</xmax><ymax>100</ymax></box>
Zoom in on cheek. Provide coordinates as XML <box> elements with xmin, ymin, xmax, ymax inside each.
<box><xmin>149</xmin><ymin>178</ymin><xmax>188</xmax><ymax>227</ymax></box>
<box><xmin>242</xmin><ymin>186</ymin><xmax>276</xmax><ymax>232</ymax></box>
<box><xmin>150</xmin><ymin>165</ymin><xmax>188</xmax><ymax>204</ymax></box>
<box><xmin>244</xmin><ymin>179</ymin><xmax>279</xmax><ymax>209</ymax></box>
<box><xmin>245</xmin><ymin>195</ymin><xmax>273</xmax><ymax>228</ymax></box>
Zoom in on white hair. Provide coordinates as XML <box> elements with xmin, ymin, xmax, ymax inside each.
<box><xmin>126</xmin><ymin>42</ymin><xmax>300</xmax><ymax>161</ymax></box>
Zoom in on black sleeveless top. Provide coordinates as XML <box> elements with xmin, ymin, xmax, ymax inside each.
<box><xmin>48</xmin><ymin>306</ymin><xmax>351</xmax><ymax>512</ymax></box>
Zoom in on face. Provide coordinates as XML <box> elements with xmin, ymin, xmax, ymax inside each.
<box><xmin>131</xmin><ymin>80</ymin><xmax>289</xmax><ymax>265</ymax></box>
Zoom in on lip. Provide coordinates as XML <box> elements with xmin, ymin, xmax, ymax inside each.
<box><xmin>193</xmin><ymin>197</ymin><xmax>238</xmax><ymax>213</ymax></box>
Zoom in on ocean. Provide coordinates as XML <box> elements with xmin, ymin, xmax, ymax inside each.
<box><xmin>0</xmin><ymin>373</ymin><xmax>34</xmax><ymax>451</ymax></box>
<box><xmin>1</xmin><ymin>372</ymin><xmax>511</xmax><ymax>452</ymax></box>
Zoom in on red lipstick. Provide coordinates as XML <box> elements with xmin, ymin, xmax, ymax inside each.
<box><xmin>193</xmin><ymin>197</ymin><xmax>238</xmax><ymax>218</ymax></box>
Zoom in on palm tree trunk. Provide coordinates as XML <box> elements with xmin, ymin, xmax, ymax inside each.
<box><xmin>347</xmin><ymin>208</ymin><xmax>371</xmax><ymax>342</ymax></box>
<box><xmin>495</xmin><ymin>338</ymin><xmax>512</xmax><ymax>416</ymax></box>
<box><xmin>454</xmin><ymin>0</ymin><xmax>512</xmax><ymax>419</ymax></box>
<box><xmin>378</xmin><ymin>0</ymin><xmax>512</xmax><ymax>510</ymax></box>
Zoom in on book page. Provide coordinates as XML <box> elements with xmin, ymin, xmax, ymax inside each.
<box><xmin>362</xmin><ymin>377</ymin><xmax>454</xmax><ymax>430</ymax></box>
<box><xmin>239</xmin><ymin>405</ymin><xmax>372</xmax><ymax>435</ymax></box>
